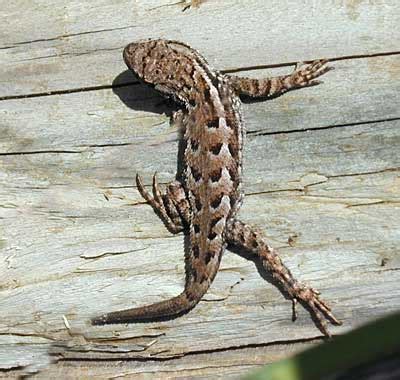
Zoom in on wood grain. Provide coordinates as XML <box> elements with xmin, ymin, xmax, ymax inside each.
<box><xmin>1</xmin><ymin>0</ymin><xmax>399</xmax><ymax>377</ymax></box>
<box><xmin>2</xmin><ymin>0</ymin><xmax>399</xmax><ymax>97</ymax></box>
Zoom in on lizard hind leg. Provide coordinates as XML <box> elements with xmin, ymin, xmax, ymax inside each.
<box><xmin>136</xmin><ymin>173</ymin><xmax>190</xmax><ymax>233</ymax></box>
<box><xmin>226</xmin><ymin>219</ymin><xmax>341</xmax><ymax>337</ymax></box>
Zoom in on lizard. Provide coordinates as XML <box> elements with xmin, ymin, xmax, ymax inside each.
<box><xmin>91</xmin><ymin>39</ymin><xmax>342</xmax><ymax>336</ymax></box>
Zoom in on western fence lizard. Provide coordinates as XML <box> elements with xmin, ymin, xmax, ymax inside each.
<box><xmin>92</xmin><ymin>39</ymin><xmax>341</xmax><ymax>336</ymax></box>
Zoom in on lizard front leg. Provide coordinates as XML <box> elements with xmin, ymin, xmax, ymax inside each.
<box><xmin>226</xmin><ymin>219</ymin><xmax>342</xmax><ymax>337</ymax></box>
<box><xmin>226</xmin><ymin>59</ymin><xmax>332</xmax><ymax>99</ymax></box>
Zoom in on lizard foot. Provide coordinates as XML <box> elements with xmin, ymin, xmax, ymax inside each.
<box><xmin>291</xmin><ymin>284</ymin><xmax>342</xmax><ymax>337</ymax></box>
<box><xmin>291</xmin><ymin>59</ymin><xmax>333</xmax><ymax>88</ymax></box>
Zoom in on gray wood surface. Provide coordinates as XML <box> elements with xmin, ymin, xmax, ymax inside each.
<box><xmin>1</xmin><ymin>0</ymin><xmax>399</xmax><ymax>378</ymax></box>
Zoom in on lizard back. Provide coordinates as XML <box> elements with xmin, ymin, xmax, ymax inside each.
<box><xmin>124</xmin><ymin>39</ymin><xmax>244</xmax><ymax>309</ymax></box>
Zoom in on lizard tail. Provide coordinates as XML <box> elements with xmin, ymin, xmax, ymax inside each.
<box><xmin>91</xmin><ymin>285</ymin><xmax>206</xmax><ymax>326</ymax></box>
<box><xmin>91</xmin><ymin>239</ymin><xmax>223</xmax><ymax>326</ymax></box>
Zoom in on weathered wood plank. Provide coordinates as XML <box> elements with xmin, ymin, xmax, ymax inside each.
<box><xmin>1</xmin><ymin>340</ymin><xmax>319</xmax><ymax>379</ymax></box>
<box><xmin>1</xmin><ymin>0</ymin><xmax>399</xmax><ymax>97</ymax></box>
<box><xmin>1</xmin><ymin>0</ymin><xmax>399</xmax><ymax>377</ymax></box>
<box><xmin>28</xmin><ymin>341</ymin><xmax>322</xmax><ymax>380</ymax></box>
<box><xmin>1</xmin><ymin>113</ymin><xmax>399</xmax><ymax>371</ymax></box>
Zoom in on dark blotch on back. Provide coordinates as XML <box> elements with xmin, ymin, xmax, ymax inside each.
<box><xmin>190</xmin><ymin>166</ymin><xmax>202</xmax><ymax>182</ymax></box>
<box><xmin>210</xmin><ymin>217</ymin><xmax>222</xmax><ymax>229</ymax></box>
<box><xmin>193</xmin><ymin>224</ymin><xmax>200</xmax><ymax>234</ymax></box>
<box><xmin>210</xmin><ymin>143</ymin><xmax>223</xmax><ymax>155</ymax></box>
<box><xmin>207</xmin><ymin>118</ymin><xmax>220</xmax><ymax>128</ymax></box>
<box><xmin>208</xmin><ymin>231</ymin><xmax>217</xmax><ymax>240</ymax></box>
<box><xmin>195</xmin><ymin>198</ymin><xmax>202</xmax><ymax>211</ymax></box>
<box><xmin>203</xmin><ymin>88</ymin><xmax>211</xmax><ymax>102</ymax></box>
<box><xmin>227</xmin><ymin>167</ymin><xmax>236</xmax><ymax>181</ymax></box>
<box><xmin>192</xmin><ymin>245</ymin><xmax>200</xmax><ymax>258</ymax></box>
<box><xmin>228</xmin><ymin>143</ymin><xmax>235</xmax><ymax>157</ymax></box>
<box><xmin>190</xmin><ymin>139</ymin><xmax>199</xmax><ymax>151</ymax></box>
<box><xmin>209</xmin><ymin>168</ymin><xmax>222</xmax><ymax>183</ymax></box>
<box><xmin>191</xmin><ymin>267</ymin><xmax>198</xmax><ymax>282</ymax></box>
<box><xmin>205</xmin><ymin>251</ymin><xmax>214</xmax><ymax>264</ymax></box>
<box><xmin>210</xmin><ymin>194</ymin><xmax>224</xmax><ymax>209</ymax></box>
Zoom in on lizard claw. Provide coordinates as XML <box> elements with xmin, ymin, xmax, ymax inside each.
<box><xmin>136</xmin><ymin>173</ymin><xmax>157</xmax><ymax>206</ymax></box>
<box><xmin>293</xmin><ymin>286</ymin><xmax>342</xmax><ymax>337</ymax></box>
<box><xmin>292</xmin><ymin>298</ymin><xmax>298</xmax><ymax>321</ymax></box>
<box><xmin>152</xmin><ymin>172</ymin><xmax>164</xmax><ymax>205</ymax></box>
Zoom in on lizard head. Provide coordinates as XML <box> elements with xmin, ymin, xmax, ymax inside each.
<box><xmin>123</xmin><ymin>39</ymin><xmax>176</xmax><ymax>83</ymax></box>
<box><xmin>123</xmin><ymin>39</ymin><xmax>204</xmax><ymax>105</ymax></box>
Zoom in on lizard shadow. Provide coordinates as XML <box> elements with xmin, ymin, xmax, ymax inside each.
<box><xmin>229</xmin><ymin>244</ymin><xmax>332</xmax><ymax>335</ymax></box>
<box><xmin>228</xmin><ymin>244</ymin><xmax>295</xmax><ymax>304</ymax></box>
<box><xmin>112</xmin><ymin>70</ymin><xmax>186</xmax><ymax>179</ymax></box>
<box><xmin>112</xmin><ymin>70</ymin><xmax>176</xmax><ymax>116</ymax></box>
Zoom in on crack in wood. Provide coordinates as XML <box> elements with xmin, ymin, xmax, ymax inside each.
<box><xmin>80</xmin><ymin>142</ymin><xmax>136</xmax><ymax>148</ymax></box>
<box><xmin>245</xmin><ymin>166</ymin><xmax>399</xmax><ymax>198</ymax></box>
<box><xmin>247</xmin><ymin>116</ymin><xmax>400</xmax><ymax>137</ymax></box>
<box><xmin>0</xmin><ymin>25</ymin><xmax>140</xmax><ymax>50</ymax></box>
<box><xmin>18</xmin><ymin>46</ymin><xmax>124</xmax><ymax>63</ymax></box>
<box><xmin>0</xmin><ymin>83</ymin><xmax>134</xmax><ymax>101</ymax></box>
<box><xmin>58</xmin><ymin>336</ymin><xmax>324</xmax><ymax>362</ymax></box>
<box><xmin>0</xmin><ymin>149</ymin><xmax>81</xmax><ymax>156</ymax></box>
<box><xmin>106</xmin><ymin>362</ymin><xmax>251</xmax><ymax>379</ymax></box>
<box><xmin>1</xmin><ymin>51</ymin><xmax>399</xmax><ymax>101</ymax></box>
<box><xmin>346</xmin><ymin>200</ymin><xmax>399</xmax><ymax>208</ymax></box>
<box><xmin>327</xmin><ymin>167</ymin><xmax>400</xmax><ymax>179</ymax></box>
<box><xmin>0</xmin><ymin>332</ymin><xmax>54</xmax><ymax>341</ymax></box>
<box><xmin>224</xmin><ymin>50</ymin><xmax>400</xmax><ymax>73</ymax></box>
<box><xmin>0</xmin><ymin>365</ymin><xmax>27</xmax><ymax>373</ymax></box>
<box><xmin>79</xmin><ymin>247</ymin><xmax>148</xmax><ymax>260</ymax></box>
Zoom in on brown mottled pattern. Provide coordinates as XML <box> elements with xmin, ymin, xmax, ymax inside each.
<box><xmin>92</xmin><ymin>39</ymin><xmax>341</xmax><ymax>336</ymax></box>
